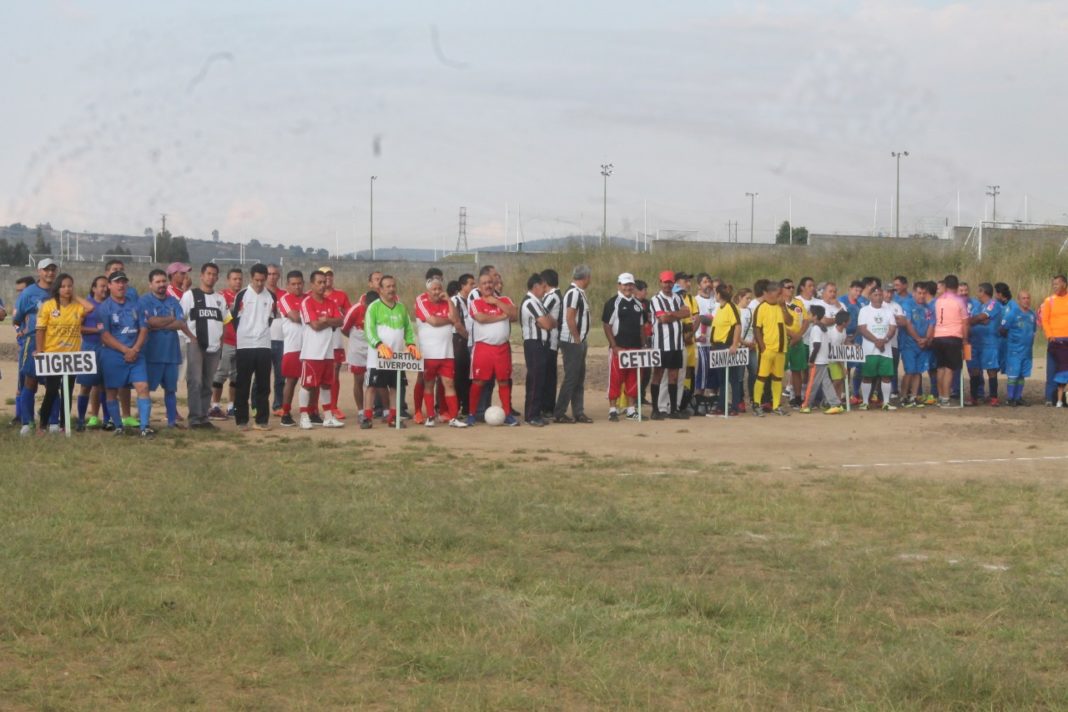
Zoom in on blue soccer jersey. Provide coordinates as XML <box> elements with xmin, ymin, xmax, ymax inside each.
<box><xmin>14</xmin><ymin>282</ymin><xmax>50</xmax><ymax>347</ymax></box>
<box><xmin>1002</xmin><ymin>304</ymin><xmax>1036</xmax><ymax>356</ymax></box>
<box><xmin>81</xmin><ymin>296</ymin><xmax>104</xmax><ymax>350</ymax></box>
<box><xmin>97</xmin><ymin>296</ymin><xmax>145</xmax><ymax>349</ymax></box>
<box><xmin>139</xmin><ymin>292</ymin><xmax>184</xmax><ymax>364</ymax></box>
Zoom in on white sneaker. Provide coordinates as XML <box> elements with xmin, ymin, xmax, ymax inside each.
<box><xmin>322</xmin><ymin>414</ymin><xmax>344</xmax><ymax>428</ymax></box>
<box><xmin>425</xmin><ymin>416</ymin><xmax>436</xmax><ymax>428</ymax></box>
<box><xmin>19</xmin><ymin>424</ymin><xmax>32</xmax><ymax>437</ymax></box>
<box><xmin>300</xmin><ymin>413</ymin><xmax>314</xmax><ymax>430</ymax></box>
<box><xmin>48</xmin><ymin>424</ymin><xmax>62</xmax><ymax>434</ymax></box>
<box><xmin>448</xmin><ymin>417</ymin><xmax>469</xmax><ymax>428</ymax></box>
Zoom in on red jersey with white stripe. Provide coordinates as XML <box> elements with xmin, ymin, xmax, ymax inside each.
<box><xmin>166</xmin><ymin>284</ymin><xmax>184</xmax><ymax>301</ymax></box>
<box><xmin>324</xmin><ymin>288</ymin><xmax>351</xmax><ymax>351</ymax></box>
<box><xmin>299</xmin><ymin>295</ymin><xmax>341</xmax><ymax>360</ymax></box>
<box><xmin>221</xmin><ymin>289</ymin><xmax>237</xmax><ymax>346</ymax></box>
<box><xmin>415</xmin><ymin>294</ymin><xmax>454</xmax><ymax>359</ymax></box>
<box><xmin>278</xmin><ymin>292</ymin><xmax>306</xmax><ymax>354</ymax></box>
<box><xmin>470</xmin><ymin>296</ymin><xmax>514</xmax><ymax>346</ymax></box>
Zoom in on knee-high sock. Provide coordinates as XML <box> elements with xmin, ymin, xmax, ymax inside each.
<box><xmin>320</xmin><ymin>387</ymin><xmax>331</xmax><ymax>414</ymax></box>
<box><xmin>137</xmin><ymin>397</ymin><xmax>152</xmax><ymax>430</ymax></box>
<box><xmin>468</xmin><ymin>382</ymin><xmax>483</xmax><ymax>414</ymax></box>
<box><xmin>753</xmin><ymin>379</ymin><xmax>765</xmax><ymax>407</ymax></box>
<box><xmin>299</xmin><ymin>388</ymin><xmax>311</xmax><ymax>413</ymax></box>
<box><xmin>499</xmin><ymin>381</ymin><xmax>513</xmax><ymax>413</ymax></box>
<box><xmin>988</xmin><ymin>373</ymin><xmax>999</xmax><ymax>398</ymax></box>
<box><xmin>329</xmin><ymin>376</ymin><xmax>340</xmax><ymax>410</ymax></box>
<box><xmin>413</xmin><ymin>378</ymin><xmax>425</xmax><ymax>415</ymax></box>
<box><xmin>970</xmin><ymin>374</ymin><xmax>982</xmax><ymax>399</ymax></box>
<box><xmin>667</xmin><ymin>383</ymin><xmax>678</xmax><ymax>413</ymax></box>
<box><xmin>423</xmin><ymin>390</ymin><xmax>436</xmax><ymax>419</ymax></box>
<box><xmin>650</xmin><ymin>384</ymin><xmax>660</xmax><ymax>412</ymax></box>
<box><xmin>771</xmin><ymin>379</ymin><xmax>782</xmax><ymax>410</ymax></box>
<box><xmin>881</xmin><ymin>381</ymin><xmax>891</xmax><ymax>404</ymax></box>
<box><xmin>436</xmin><ymin>380</ymin><xmax>446</xmax><ymax>413</ymax></box>
<box><xmin>861</xmin><ymin>382</ymin><xmax>872</xmax><ymax>404</ymax></box>
<box><xmin>20</xmin><ymin>385</ymin><xmax>37</xmax><ymax>425</ymax></box>
<box><xmin>445</xmin><ymin>394</ymin><xmax>458</xmax><ymax>421</ymax></box>
<box><xmin>77</xmin><ymin>394</ymin><xmax>90</xmax><ymax>423</ymax></box>
<box><xmin>852</xmin><ymin>368</ymin><xmax>863</xmax><ymax>397</ymax></box>
<box><xmin>106</xmin><ymin>400</ymin><xmax>122</xmax><ymax>428</ymax></box>
<box><xmin>50</xmin><ymin>396</ymin><xmax>61</xmax><ymax>425</ymax></box>
<box><xmin>164</xmin><ymin>392</ymin><xmax>178</xmax><ymax>426</ymax></box>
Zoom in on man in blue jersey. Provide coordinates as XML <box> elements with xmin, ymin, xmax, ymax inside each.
<box><xmin>838</xmin><ymin>279</ymin><xmax>869</xmax><ymax>404</ymax></box>
<box><xmin>8</xmin><ymin>276</ymin><xmax>34</xmax><ymax>426</ymax></box>
<box><xmin>75</xmin><ymin>275</ymin><xmax>109</xmax><ymax>431</ymax></box>
<box><xmin>898</xmin><ymin>282</ymin><xmax>935</xmax><ymax>408</ymax></box>
<box><xmin>141</xmin><ymin>269</ymin><xmax>194</xmax><ymax>429</ymax></box>
<box><xmin>13</xmin><ymin>259</ymin><xmax>58</xmax><ymax>436</ymax></box>
<box><xmin>993</xmin><ymin>282</ymin><xmax>1013</xmax><ymax>373</ymax></box>
<box><xmin>968</xmin><ymin>282</ymin><xmax>1004</xmax><ymax>405</ymax></box>
<box><xmin>105</xmin><ymin>259</ymin><xmax>141</xmax><ymax>427</ymax></box>
<box><xmin>1000</xmin><ymin>289</ymin><xmax>1036</xmax><ymax>406</ymax></box>
<box><xmin>97</xmin><ymin>271</ymin><xmax>154</xmax><ymax>438</ymax></box>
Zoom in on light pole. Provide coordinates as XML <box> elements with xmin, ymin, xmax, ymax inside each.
<box><xmin>986</xmin><ymin>184</ymin><xmax>1000</xmax><ymax>222</ymax></box>
<box><xmin>600</xmin><ymin>163</ymin><xmax>613</xmax><ymax>247</ymax></box>
<box><xmin>369</xmin><ymin>175</ymin><xmax>377</xmax><ymax>260</ymax></box>
<box><xmin>745</xmin><ymin>192</ymin><xmax>758</xmax><ymax>243</ymax></box>
<box><xmin>891</xmin><ymin>151</ymin><xmax>909</xmax><ymax>237</ymax></box>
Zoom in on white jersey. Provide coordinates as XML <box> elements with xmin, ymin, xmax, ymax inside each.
<box><xmin>277</xmin><ymin>292</ymin><xmax>305</xmax><ymax>355</ymax></box>
<box><xmin>415</xmin><ymin>296</ymin><xmax>455</xmax><ymax>360</ymax></box>
<box><xmin>695</xmin><ymin>293</ymin><xmax>717</xmax><ymax>343</ymax></box>
<box><xmin>858</xmin><ymin>303</ymin><xmax>895</xmax><ymax>357</ymax></box>
<box><xmin>299</xmin><ymin>295</ymin><xmax>339</xmax><ymax>360</ymax></box>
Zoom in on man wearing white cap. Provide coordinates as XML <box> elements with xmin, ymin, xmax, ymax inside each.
<box><xmin>13</xmin><ymin>258</ymin><xmax>58</xmax><ymax>435</ymax></box>
<box><xmin>602</xmin><ymin>272</ymin><xmax>645</xmax><ymax>421</ymax></box>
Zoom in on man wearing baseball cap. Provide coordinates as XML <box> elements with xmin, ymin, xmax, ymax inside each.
<box><xmin>649</xmin><ymin>270</ymin><xmax>690</xmax><ymax>419</ymax></box>
<box><xmin>602</xmin><ymin>272</ymin><xmax>645</xmax><ymax>421</ymax></box>
<box><xmin>13</xmin><ymin>258</ymin><xmax>58</xmax><ymax>435</ymax></box>
<box><xmin>166</xmin><ymin>262</ymin><xmax>191</xmax><ymax>300</ymax></box>
<box><xmin>96</xmin><ymin>271</ymin><xmax>155</xmax><ymax>438</ymax></box>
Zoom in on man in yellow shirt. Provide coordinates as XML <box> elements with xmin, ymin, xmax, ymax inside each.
<box><xmin>752</xmin><ymin>282</ymin><xmax>794</xmax><ymax>416</ymax></box>
<box><xmin>1041</xmin><ymin>274</ymin><xmax>1068</xmax><ymax>405</ymax></box>
<box><xmin>674</xmin><ymin>271</ymin><xmax>700</xmax><ymax>414</ymax></box>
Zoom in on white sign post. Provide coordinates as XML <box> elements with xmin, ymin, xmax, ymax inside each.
<box><xmin>828</xmin><ymin>344</ymin><xmax>863</xmax><ymax>412</ymax></box>
<box><xmin>34</xmin><ymin>351</ymin><xmax>97</xmax><ymax>438</ymax></box>
<box><xmin>617</xmin><ymin>349</ymin><xmax>662</xmax><ymax>423</ymax></box>
<box><xmin>703</xmin><ymin>346</ymin><xmax>750</xmax><ymax>418</ymax></box>
<box><xmin>376</xmin><ymin>352</ymin><xmax>424</xmax><ymax>430</ymax></box>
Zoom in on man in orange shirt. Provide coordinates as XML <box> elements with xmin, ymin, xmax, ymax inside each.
<box><xmin>931</xmin><ymin>274</ymin><xmax>970</xmax><ymax>408</ymax></box>
<box><xmin>1041</xmin><ymin>274</ymin><xmax>1068</xmax><ymax>406</ymax></box>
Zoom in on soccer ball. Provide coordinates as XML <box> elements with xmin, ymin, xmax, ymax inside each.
<box><xmin>484</xmin><ymin>405</ymin><xmax>506</xmax><ymax>426</ymax></box>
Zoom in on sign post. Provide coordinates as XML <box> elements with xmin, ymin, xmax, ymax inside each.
<box><xmin>376</xmin><ymin>352</ymin><xmax>424</xmax><ymax>430</ymax></box>
<box><xmin>34</xmin><ymin>351</ymin><xmax>98</xmax><ymax>437</ymax></box>
<box><xmin>617</xmin><ymin>349</ymin><xmax>662</xmax><ymax>423</ymax></box>
<box><xmin>828</xmin><ymin>344</ymin><xmax>863</xmax><ymax>412</ymax></box>
<box><xmin>704</xmin><ymin>346</ymin><xmax>750</xmax><ymax>418</ymax></box>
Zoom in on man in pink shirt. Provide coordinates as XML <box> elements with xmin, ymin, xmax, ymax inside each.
<box><xmin>931</xmin><ymin>274</ymin><xmax>970</xmax><ymax>407</ymax></box>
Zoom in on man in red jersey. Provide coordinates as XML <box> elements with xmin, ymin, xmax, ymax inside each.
<box><xmin>276</xmin><ymin>270</ymin><xmax>306</xmax><ymax>427</ymax></box>
<box><xmin>319</xmin><ymin>267</ymin><xmax>352</xmax><ymax>420</ymax></box>
<box><xmin>299</xmin><ymin>270</ymin><xmax>344</xmax><ymax>429</ymax></box>
<box><xmin>415</xmin><ymin>275</ymin><xmax>467</xmax><ymax>427</ymax></box>
<box><xmin>466</xmin><ymin>271</ymin><xmax>519</xmax><ymax>426</ymax></box>
<box><xmin>412</xmin><ymin>268</ymin><xmax>445</xmax><ymax>423</ymax></box>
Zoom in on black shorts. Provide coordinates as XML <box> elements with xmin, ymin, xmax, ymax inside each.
<box><xmin>933</xmin><ymin>337</ymin><xmax>963</xmax><ymax>371</ymax></box>
<box><xmin>659</xmin><ymin>350</ymin><xmax>684</xmax><ymax>370</ymax></box>
<box><xmin>368</xmin><ymin>368</ymin><xmax>407</xmax><ymax>389</ymax></box>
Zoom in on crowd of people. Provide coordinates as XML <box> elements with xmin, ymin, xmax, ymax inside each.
<box><xmin>5</xmin><ymin>256</ymin><xmax>1068</xmax><ymax>438</ymax></box>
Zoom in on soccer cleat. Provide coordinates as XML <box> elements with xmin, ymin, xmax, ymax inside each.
<box><xmin>424</xmin><ymin>416</ymin><xmax>436</xmax><ymax>428</ymax></box>
<box><xmin>449</xmin><ymin>417</ymin><xmax>469</xmax><ymax>428</ymax></box>
<box><xmin>575</xmin><ymin>414</ymin><xmax>594</xmax><ymax>423</ymax></box>
<box><xmin>1058</xmin><ymin>401</ymin><xmax>1064</xmax><ymax>409</ymax></box>
<box><xmin>857</xmin><ymin>403</ymin><xmax>869</xmax><ymax>411</ymax></box>
<box><xmin>651</xmin><ymin>410</ymin><xmax>665</xmax><ymax>420</ymax></box>
<box><xmin>963</xmin><ymin>398</ymin><xmax>976</xmax><ymax>407</ymax></box>
<box><xmin>849</xmin><ymin>396</ymin><xmax>862</xmax><ymax>406</ymax></box>
<box><xmin>989</xmin><ymin>398</ymin><xmax>1000</xmax><ymax>407</ymax></box>
<box><xmin>525</xmin><ymin>418</ymin><xmax>545</xmax><ymax>427</ymax></box>
<box><xmin>48</xmin><ymin>424</ymin><xmax>62</xmax><ymax>434</ymax></box>
<box><xmin>85</xmin><ymin>415</ymin><xmax>101</xmax><ymax>429</ymax></box>
<box><xmin>309</xmin><ymin>412</ymin><xmax>324</xmax><ymax>425</ymax></box>
<box><xmin>280</xmin><ymin>414</ymin><xmax>296</xmax><ymax>427</ymax></box>
<box><xmin>824</xmin><ymin>406</ymin><xmax>845</xmax><ymax>415</ymax></box>
<box><xmin>387</xmin><ymin>419</ymin><xmax>407</xmax><ymax>429</ymax></box>
<box><xmin>798</xmin><ymin>406</ymin><xmax>812</xmax><ymax>414</ymax></box>
<box><xmin>139</xmin><ymin>428</ymin><xmax>155</xmax><ymax>439</ymax></box>
<box><xmin>771</xmin><ymin>407</ymin><xmax>791</xmax><ymax>416</ymax></box>
<box><xmin>322</xmin><ymin>414</ymin><xmax>343</xmax><ymax>428</ymax></box>
<box><xmin>503</xmin><ymin>415</ymin><xmax>520</xmax><ymax>426</ymax></box>
<box><xmin>750</xmin><ymin>405</ymin><xmax>764</xmax><ymax>418</ymax></box>
<box><xmin>608</xmin><ymin>411</ymin><xmax>619</xmax><ymax>422</ymax></box>
<box><xmin>553</xmin><ymin>414</ymin><xmax>575</xmax><ymax>424</ymax></box>
<box><xmin>226</xmin><ymin>405</ymin><xmax>235</xmax><ymax>417</ymax></box>
<box><xmin>300</xmin><ymin>413</ymin><xmax>314</xmax><ymax>430</ymax></box>
<box><xmin>75</xmin><ymin>421</ymin><xmax>86</xmax><ymax>433</ymax></box>
<box><xmin>360</xmin><ymin>418</ymin><xmax>373</xmax><ymax>429</ymax></box>
<box><xmin>113</xmin><ymin>427</ymin><xmax>126</xmax><ymax>436</ymax></box>
<box><xmin>272</xmin><ymin>407</ymin><xmax>285</xmax><ymax>417</ymax></box>
<box><xmin>19</xmin><ymin>424</ymin><xmax>32</xmax><ymax>437</ymax></box>
<box><xmin>1018</xmin><ymin>399</ymin><xmax>1030</xmax><ymax>407</ymax></box>
<box><xmin>667</xmin><ymin>411</ymin><xmax>685</xmax><ymax>419</ymax></box>
<box><xmin>413</xmin><ymin>411</ymin><xmax>426</xmax><ymax>425</ymax></box>
<box><xmin>208</xmin><ymin>406</ymin><xmax>227</xmax><ymax>420</ymax></box>
<box><xmin>882</xmin><ymin>403</ymin><xmax>897</xmax><ymax>411</ymax></box>
<box><xmin>923</xmin><ymin>395</ymin><xmax>938</xmax><ymax>405</ymax></box>
<box><xmin>332</xmin><ymin>408</ymin><xmax>347</xmax><ymax>420</ymax></box>
<box><xmin>102</xmin><ymin>421</ymin><xmax>116</xmax><ymax>432</ymax></box>
<box><xmin>122</xmin><ymin>416</ymin><xmax>139</xmax><ymax>428</ymax></box>
<box><xmin>625</xmin><ymin>410</ymin><xmax>640</xmax><ymax>420</ymax></box>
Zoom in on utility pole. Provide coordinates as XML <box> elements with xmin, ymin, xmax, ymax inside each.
<box><xmin>157</xmin><ymin>213</ymin><xmax>167</xmax><ymax>263</ymax></box>
<box><xmin>456</xmin><ymin>206</ymin><xmax>468</xmax><ymax>253</ymax></box>
<box><xmin>986</xmin><ymin>185</ymin><xmax>1000</xmax><ymax>222</ymax></box>
<box><xmin>600</xmin><ymin>163</ymin><xmax>613</xmax><ymax>247</ymax></box>
<box><xmin>891</xmin><ymin>151</ymin><xmax>909</xmax><ymax>237</ymax></box>
<box><xmin>369</xmin><ymin>176</ymin><xmax>377</xmax><ymax>260</ymax></box>
<box><xmin>745</xmin><ymin>193</ymin><xmax>758</xmax><ymax>243</ymax></box>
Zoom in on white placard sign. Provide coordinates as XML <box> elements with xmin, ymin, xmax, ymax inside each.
<box><xmin>376</xmin><ymin>352</ymin><xmax>424</xmax><ymax>372</ymax></box>
<box><xmin>828</xmin><ymin>344</ymin><xmax>864</xmax><ymax>362</ymax></box>
<box><xmin>706</xmin><ymin>348</ymin><xmax>750</xmax><ymax>369</ymax></box>
<box><xmin>617</xmin><ymin>349</ymin><xmax>662</xmax><ymax>369</ymax></box>
<box><xmin>34</xmin><ymin>350</ymin><xmax>97</xmax><ymax>377</ymax></box>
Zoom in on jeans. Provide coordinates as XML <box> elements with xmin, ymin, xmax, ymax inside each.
<box><xmin>554</xmin><ymin>340</ymin><xmax>587</xmax><ymax>418</ymax></box>
<box><xmin>186</xmin><ymin>343</ymin><xmax>221</xmax><ymax>426</ymax></box>
<box><xmin>235</xmin><ymin>348</ymin><xmax>272</xmax><ymax>426</ymax></box>
<box><xmin>523</xmin><ymin>340</ymin><xmax>549</xmax><ymax>421</ymax></box>
<box><xmin>39</xmin><ymin>375</ymin><xmax>74</xmax><ymax>429</ymax></box>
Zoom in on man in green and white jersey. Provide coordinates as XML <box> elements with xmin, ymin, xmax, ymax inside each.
<box><xmin>362</xmin><ymin>274</ymin><xmax>420</xmax><ymax>429</ymax></box>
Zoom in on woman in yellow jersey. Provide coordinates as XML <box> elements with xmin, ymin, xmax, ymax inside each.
<box><xmin>34</xmin><ymin>273</ymin><xmax>95</xmax><ymax>434</ymax></box>
<box><xmin>752</xmin><ymin>282</ymin><xmax>794</xmax><ymax>416</ymax></box>
<box><xmin>710</xmin><ymin>283</ymin><xmax>743</xmax><ymax>415</ymax></box>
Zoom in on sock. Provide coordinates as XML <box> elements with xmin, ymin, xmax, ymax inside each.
<box><xmin>862</xmin><ymin>383</ymin><xmax>872</xmax><ymax>404</ymax></box>
<box><xmin>970</xmin><ymin>375</ymin><xmax>982</xmax><ymax>399</ymax></box>
<box><xmin>299</xmin><ymin>388</ymin><xmax>311</xmax><ymax>413</ymax></box>
<box><xmin>753</xmin><ymin>379</ymin><xmax>765</xmax><ymax>407</ymax></box>
<box><xmin>211</xmin><ymin>401</ymin><xmax>220</xmax><ymax>410</ymax></box>
<box><xmin>164</xmin><ymin>392</ymin><xmax>178</xmax><ymax>426</ymax></box>
<box><xmin>423</xmin><ymin>390</ymin><xmax>436</xmax><ymax>418</ymax></box>
<box><xmin>881</xmin><ymin>381</ymin><xmax>891</xmax><ymax>404</ymax></box>
<box><xmin>609</xmin><ymin>405</ymin><xmax>618</xmax><ymax>414</ymax></box>
<box><xmin>650</xmin><ymin>384</ymin><xmax>661</xmax><ymax>412</ymax></box>
<box><xmin>771</xmin><ymin>380</ymin><xmax>782</xmax><ymax>410</ymax></box>
<box><xmin>469</xmin><ymin>383</ymin><xmax>483</xmax><ymax>414</ymax></box>
<box><xmin>436</xmin><ymin>381</ymin><xmax>446</xmax><ymax>414</ymax></box>
<box><xmin>137</xmin><ymin>397</ymin><xmax>152</xmax><ymax>430</ymax></box>
<box><xmin>445</xmin><ymin>394</ymin><xmax>459</xmax><ymax>421</ymax></box>
<box><xmin>989</xmin><ymin>374</ymin><xmax>999</xmax><ymax>399</ymax></box>
<box><xmin>667</xmin><ymin>383</ymin><xmax>678</xmax><ymax>412</ymax></box>
<box><xmin>680</xmin><ymin>389</ymin><xmax>691</xmax><ymax>412</ymax></box>
<box><xmin>282</xmin><ymin>402</ymin><xmax>291</xmax><ymax>415</ymax></box>
<box><xmin>413</xmin><ymin>379</ymin><xmax>425</xmax><ymax>415</ymax></box>
<box><xmin>625</xmin><ymin>406</ymin><xmax>635</xmax><ymax>415</ymax></box>
<box><xmin>77</xmin><ymin>394</ymin><xmax>89</xmax><ymax>423</ymax></box>
<box><xmin>499</xmin><ymin>382</ymin><xmax>513</xmax><ymax>414</ymax></box>
<box><xmin>364</xmin><ymin>408</ymin><xmax>374</xmax><ymax>422</ymax></box>
<box><xmin>320</xmin><ymin>388</ymin><xmax>331</xmax><ymax>415</ymax></box>
<box><xmin>329</xmin><ymin>378</ymin><xmax>340</xmax><ymax>412</ymax></box>
<box><xmin>852</xmin><ymin>369</ymin><xmax>863</xmax><ymax>397</ymax></box>
<box><xmin>309</xmin><ymin>388</ymin><xmax>320</xmax><ymax>415</ymax></box>
<box><xmin>388</xmin><ymin>407</ymin><xmax>397</xmax><ymax>423</ymax></box>
<box><xmin>20</xmin><ymin>386</ymin><xmax>37</xmax><ymax>425</ymax></box>
<box><xmin>106</xmin><ymin>400</ymin><xmax>122</xmax><ymax>428</ymax></box>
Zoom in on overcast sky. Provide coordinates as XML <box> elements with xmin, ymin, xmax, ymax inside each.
<box><xmin>2</xmin><ymin>0</ymin><xmax>1066</xmax><ymax>251</ymax></box>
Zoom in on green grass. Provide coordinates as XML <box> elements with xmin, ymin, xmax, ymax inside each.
<box><xmin>4</xmin><ymin>433</ymin><xmax>1068</xmax><ymax>709</ymax></box>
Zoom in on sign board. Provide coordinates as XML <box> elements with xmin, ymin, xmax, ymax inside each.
<box><xmin>34</xmin><ymin>350</ymin><xmax>97</xmax><ymax>377</ymax></box>
<box><xmin>706</xmin><ymin>348</ymin><xmax>750</xmax><ymax>369</ymax></box>
<box><xmin>377</xmin><ymin>352</ymin><xmax>425</xmax><ymax>372</ymax></box>
<box><xmin>617</xmin><ymin>349</ymin><xmax>661</xmax><ymax>369</ymax></box>
<box><xmin>828</xmin><ymin>344</ymin><xmax>864</xmax><ymax>362</ymax></box>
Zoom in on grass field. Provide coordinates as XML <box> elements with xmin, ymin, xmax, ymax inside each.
<box><xmin>4</xmin><ymin>428</ymin><xmax>1068</xmax><ymax>710</ymax></box>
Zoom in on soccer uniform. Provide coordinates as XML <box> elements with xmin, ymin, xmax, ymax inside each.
<box><xmin>324</xmin><ymin>288</ymin><xmax>351</xmax><ymax>363</ymax></box>
<box><xmin>785</xmin><ymin>296</ymin><xmax>809</xmax><ymax>373</ymax></box>
<box><xmin>838</xmin><ymin>295</ymin><xmax>867</xmax><ymax>367</ymax></box>
<box><xmin>469</xmin><ymin>295</ymin><xmax>514</xmax><ymax>381</ymax></box>
<box><xmin>650</xmin><ymin>292</ymin><xmax>684</xmax><ymax>369</ymax></box>
<box><xmin>365</xmin><ymin>298</ymin><xmax>416</xmax><ymax>388</ymax></box>
<box><xmin>711</xmin><ymin>301</ymin><xmax>744</xmax><ymax>410</ymax></box>
<box><xmin>1001</xmin><ymin>305</ymin><xmax>1036</xmax><ymax>379</ymax></box>
<box><xmin>140</xmin><ymin>292</ymin><xmax>184</xmax><ymax>394</ymax></box>
<box><xmin>754</xmin><ymin>301</ymin><xmax>788</xmax><ymax>378</ymax></box>
<box><xmin>603</xmin><ymin>293</ymin><xmax>645</xmax><ymax>401</ymax></box>
<box><xmin>14</xmin><ymin>282</ymin><xmax>50</xmax><ymax>378</ymax></box>
<box><xmin>694</xmin><ymin>293</ymin><xmax>717</xmax><ymax>391</ymax></box>
<box><xmin>521</xmin><ymin>292</ymin><xmax>553</xmax><ymax>421</ymax></box>
<box><xmin>278</xmin><ymin>292</ymin><xmax>306</xmax><ymax>379</ymax></box>
<box><xmin>858</xmin><ymin>303</ymin><xmax>895</xmax><ymax>378</ymax></box>
<box><xmin>299</xmin><ymin>295</ymin><xmax>342</xmax><ymax>389</ymax></box>
<box><xmin>97</xmin><ymin>296</ymin><xmax>148</xmax><ymax>388</ymax></box>
<box><xmin>900</xmin><ymin>301</ymin><xmax>935</xmax><ymax>375</ymax></box>
<box><xmin>76</xmin><ymin>296</ymin><xmax>105</xmax><ymax>388</ymax></box>
<box><xmin>37</xmin><ymin>299</ymin><xmax>86</xmax><ymax>353</ymax></box>
<box><xmin>976</xmin><ymin>298</ymin><xmax>1005</xmax><ymax>370</ymax></box>
<box><xmin>415</xmin><ymin>296</ymin><xmax>456</xmax><ymax>381</ymax></box>
<box><xmin>803</xmin><ymin>325</ymin><xmax>843</xmax><ymax>408</ymax></box>
<box><xmin>341</xmin><ymin>300</ymin><xmax>369</xmax><ymax>376</ymax></box>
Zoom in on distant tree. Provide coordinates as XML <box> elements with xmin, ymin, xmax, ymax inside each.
<box><xmin>289</xmin><ymin>244</ymin><xmax>304</xmax><ymax>258</ymax></box>
<box><xmin>276</xmin><ymin>243</ymin><xmax>286</xmax><ymax>250</ymax></box>
<box><xmin>8</xmin><ymin>222</ymin><xmax>28</xmax><ymax>232</ymax></box>
<box><xmin>33</xmin><ymin>227</ymin><xmax>51</xmax><ymax>255</ymax></box>
<box><xmin>155</xmin><ymin>229</ymin><xmax>172</xmax><ymax>263</ymax></box>
<box><xmin>248</xmin><ymin>238</ymin><xmax>262</xmax><ymax>249</ymax></box>
<box><xmin>314</xmin><ymin>248</ymin><xmax>329</xmax><ymax>260</ymax></box>
<box><xmin>110</xmin><ymin>244</ymin><xmax>132</xmax><ymax>257</ymax></box>
<box><xmin>775</xmin><ymin>221</ymin><xmax>809</xmax><ymax>245</ymax></box>
<box><xmin>212</xmin><ymin>229</ymin><xmax>220</xmax><ymax>242</ymax></box>
<box><xmin>304</xmin><ymin>246</ymin><xmax>315</xmax><ymax>255</ymax></box>
<box><xmin>0</xmin><ymin>238</ymin><xmax>31</xmax><ymax>265</ymax></box>
<box><xmin>169</xmin><ymin>236</ymin><xmax>190</xmax><ymax>263</ymax></box>
<box><xmin>144</xmin><ymin>227</ymin><xmax>154</xmax><ymax>238</ymax></box>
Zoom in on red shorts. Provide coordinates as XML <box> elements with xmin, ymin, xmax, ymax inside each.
<box><xmin>281</xmin><ymin>352</ymin><xmax>302</xmax><ymax>379</ymax></box>
<box><xmin>349</xmin><ymin>364</ymin><xmax>367</xmax><ymax>375</ymax></box>
<box><xmin>333</xmin><ymin>348</ymin><xmax>346</xmax><ymax>364</ymax></box>
<box><xmin>423</xmin><ymin>358</ymin><xmax>455</xmax><ymax>382</ymax></box>
<box><xmin>471</xmin><ymin>342</ymin><xmax>512</xmax><ymax>381</ymax></box>
<box><xmin>301</xmin><ymin>359</ymin><xmax>336</xmax><ymax>389</ymax></box>
<box><xmin>608</xmin><ymin>349</ymin><xmax>639</xmax><ymax>400</ymax></box>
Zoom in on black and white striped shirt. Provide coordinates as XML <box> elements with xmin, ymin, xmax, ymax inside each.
<box><xmin>542</xmin><ymin>287</ymin><xmax>563</xmax><ymax>350</ymax></box>
<box><xmin>559</xmin><ymin>283</ymin><xmax>590</xmax><ymax>344</ymax></box>
<box><xmin>521</xmin><ymin>292</ymin><xmax>552</xmax><ymax>344</ymax></box>
<box><xmin>650</xmin><ymin>291</ymin><xmax>684</xmax><ymax>351</ymax></box>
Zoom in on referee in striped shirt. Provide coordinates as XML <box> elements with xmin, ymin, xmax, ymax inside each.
<box><xmin>553</xmin><ymin>265</ymin><xmax>593</xmax><ymax>423</ymax></box>
<box><xmin>521</xmin><ymin>273</ymin><xmax>557</xmax><ymax>426</ymax></box>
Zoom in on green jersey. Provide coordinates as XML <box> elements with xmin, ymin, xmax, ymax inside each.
<box><xmin>364</xmin><ymin>298</ymin><xmax>415</xmax><ymax>368</ymax></box>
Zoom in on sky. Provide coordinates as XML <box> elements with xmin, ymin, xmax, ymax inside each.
<box><xmin>2</xmin><ymin>0</ymin><xmax>1066</xmax><ymax>252</ymax></box>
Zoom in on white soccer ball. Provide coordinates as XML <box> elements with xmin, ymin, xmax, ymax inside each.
<box><xmin>484</xmin><ymin>405</ymin><xmax>506</xmax><ymax>426</ymax></box>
